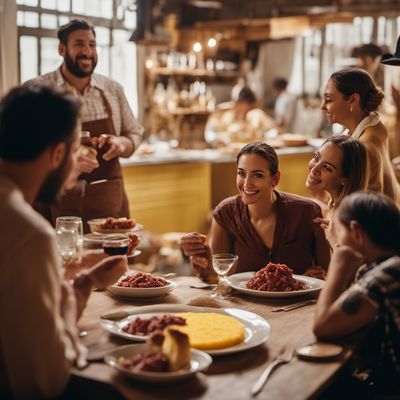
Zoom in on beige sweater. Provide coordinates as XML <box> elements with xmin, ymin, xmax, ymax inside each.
<box><xmin>352</xmin><ymin>113</ymin><xmax>400</xmax><ymax>207</ymax></box>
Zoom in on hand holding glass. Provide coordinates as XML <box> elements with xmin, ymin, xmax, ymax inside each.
<box><xmin>211</xmin><ymin>253</ymin><xmax>238</xmax><ymax>299</ymax></box>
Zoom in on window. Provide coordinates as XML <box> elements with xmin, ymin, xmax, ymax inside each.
<box><xmin>17</xmin><ymin>0</ymin><xmax>138</xmax><ymax>114</ymax></box>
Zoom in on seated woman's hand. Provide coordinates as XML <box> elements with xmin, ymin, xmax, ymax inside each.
<box><xmin>180</xmin><ymin>232</ymin><xmax>208</xmax><ymax>256</ymax></box>
<box><xmin>86</xmin><ymin>255</ymin><xmax>128</xmax><ymax>289</ymax></box>
<box><xmin>313</xmin><ymin>217</ymin><xmax>330</xmax><ymax>231</ymax></box>
<box><xmin>190</xmin><ymin>248</ymin><xmax>219</xmax><ymax>284</ymax></box>
<box><xmin>331</xmin><ymin>245</ymin><xmax>365</xmax><ymax>273</ymax></box>
<box><xmin>303</xmin><ymin>265</ymin><xmax>326</xmax><ymax>280</ymax></box>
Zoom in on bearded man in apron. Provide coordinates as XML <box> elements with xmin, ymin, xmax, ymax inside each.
<box><xmin>27</xmin><ymin>19</ymin><xmax>143</xmax><ymax>232</ymax></box>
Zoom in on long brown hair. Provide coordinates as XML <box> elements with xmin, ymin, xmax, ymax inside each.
<box><xmin>330</xmin><ymin>68</ymin><xmax>384</xmax><ymax>114</ymax></box>
<box><xmin>322</xmin><ymin>135</ymin><xmax>368</xmax><ymax>208</ymax></box>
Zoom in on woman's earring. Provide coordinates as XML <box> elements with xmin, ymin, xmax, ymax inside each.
<box><xmin>350</xmin><ymin>106</ymin><xmax>353</xmax><ymax>113</ymax></box>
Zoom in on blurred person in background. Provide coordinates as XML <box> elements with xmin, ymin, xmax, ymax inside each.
<box><xmin>0</xmin><ymin>84</ymin><xmax>127</xmax><ymax>399</ymax></box>
<box><xmin>27</xmin><ymin>18</ymin><xmax>143</xmax><ymax>232</ymax></box>
<box><xmin>321</xmin><ymin>68</ymin><xmax>400</xmax><ymax>206</ymax></box>
<box><xmin>351</xmin><ymin>43</ymin><xmax>384</xmax><ymax>88</ymax></box>
<box><xmin>181</xmin><ymin>142</ymin><xmax>330</xmax><ymax>282</ymax></box>
<box><xmin>273</xmin><ymin>77</ymin><xmax>297</xmax><ymax>133</ymax></box>
<box><xmin>205</xmin><ymin>87</ymin><xmax>277</xmax><ymax>147</ymax></box>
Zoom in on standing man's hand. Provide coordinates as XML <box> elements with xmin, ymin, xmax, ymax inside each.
<box><xmin>63</xmin><ymin>145</ymin><xmax>98</xmax><ymax>190</ymax></box>
<box><xmin>76</xmin><ymin>145</ymin><xmax>98</xmax><ymax>173</ymax></box>
<box><xmin>98</xmin><ymin>134</ymin><xmax>133</xmax><ymax>160</ymax></box>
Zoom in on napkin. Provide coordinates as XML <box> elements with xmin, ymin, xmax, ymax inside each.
<box><xmin>187</xmin><ymin>295</ymin><xmax>224</xmax><ymax>308</ymax></box>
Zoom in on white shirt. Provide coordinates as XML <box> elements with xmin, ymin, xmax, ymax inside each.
<box><xmin>27</xmin><ymin>68</ymin><xmax>144</xmax><ymax>151</ymax></box>
<box><xmin>274</xmin><ymin>91</ymin><xmax>297</xmax><ymax>132</ymax></box>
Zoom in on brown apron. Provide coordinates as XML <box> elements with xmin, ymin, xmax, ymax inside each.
<box><xmin>54</xmin><ymin>90</ymin><xmax>130</xmax><ymax>233</ymax></box>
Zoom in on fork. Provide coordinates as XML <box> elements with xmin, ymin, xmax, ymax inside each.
<box><xmin>251</xmin><ymin>348</ymin><xmax>293</xmax><ymax>396</ymax></box>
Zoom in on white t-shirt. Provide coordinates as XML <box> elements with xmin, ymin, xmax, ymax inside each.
<box><xmin>274</xmin><ymin>91</ymin><xmax>297</xmax><ymax>132</ymax></box>
<box><xmin>0</xmin><ymin>175</ymin><xmax>76</xmax><ymax>399</ymax></box>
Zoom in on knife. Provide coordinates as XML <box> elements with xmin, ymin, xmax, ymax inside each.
<box><xmin>271</xmin><ymin>299</ymin><xmax>317</xmax><ymax>312</ymax></box>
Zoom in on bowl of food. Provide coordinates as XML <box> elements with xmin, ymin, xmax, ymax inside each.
<box><xmin>108</xmin><ymin>272</ymin><xmax>175</xmax><ymax>298</ymax></box>
<box><xmin>104</xmin><ymin>328</ymin><xmax>212</xmax><ymax>383</ymax></box>
<box><xmin>279</xmin><ymin>133</ymin><xmax>309</xmax><ymax>147</ymax></box>
<box><xmin>88</xmin><ymin>217</ymin><xmax>142</xmax><ymax>234</ymax></box>
<box><xmin>227</xmin><ymin>263</ymin><xmax>324</xmax><ymax>298</ymax></box>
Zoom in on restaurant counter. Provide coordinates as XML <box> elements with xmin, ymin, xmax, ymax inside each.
<box><xmin>121</xmin><ymin>146</ymin><xmax>316</xmax><ymax>234</ymax></box>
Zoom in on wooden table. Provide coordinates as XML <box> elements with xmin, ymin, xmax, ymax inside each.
<box><xmin>73</xmin><ymin>276</ymin><xmax>352</xmax><ymax>400</ymax></box>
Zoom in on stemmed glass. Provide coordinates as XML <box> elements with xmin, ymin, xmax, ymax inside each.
<box><xmin>55</xmin><ymin>216</ymin><xmax>83</xmax><ymax>266</ymax></box>
<box><xmin>211</xmin><ymin>253</ymin><xmax>238</xmax><ymax>299</ymax></box>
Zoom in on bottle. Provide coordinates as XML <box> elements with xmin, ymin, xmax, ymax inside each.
<box><xmin>80</xmin><ymin>131</ymin><xmax>96</xmax><ymax>149</ymax></box>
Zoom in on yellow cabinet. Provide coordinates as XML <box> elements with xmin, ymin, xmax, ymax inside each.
<box><xmin>123</xmin><ymin>162</ymin><xmax>211</xmax><ymax>234</ymax></box>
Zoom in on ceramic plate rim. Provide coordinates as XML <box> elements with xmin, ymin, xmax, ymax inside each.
<box><xmin>227</xmin><ymin>272</ymin><xmax>325</xmax><ymax>298</ymax></box>
<box><xmin>107</xmin><ymin>278</ymin><xmax>175</xmax><ymax>298</ymax></box>
<box><xmin>104</xmin><ymin>343</ymin><xmax>212</xmax><ymax>382</ymax></box>
<box><xmin>100</xmin><ymin>304</ymin><xmax>270</xmax><ymax>355</ymax></box>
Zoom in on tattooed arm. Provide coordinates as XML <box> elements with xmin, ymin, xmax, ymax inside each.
<box><xmin>313</xmin><ymin>246</ymin><xmax>377</xmax><ymax>339</ymax></box>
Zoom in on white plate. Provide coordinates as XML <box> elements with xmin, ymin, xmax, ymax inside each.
<box><xmin>84</xmin><ymin>232</ymin><xmax>142</xmax><ymax>244</ymax></box>
<box><xmin>227</xmin><ymin>272</ymin><xmax>324</xmax><ymax>298</ymax></box>
<box><xmin>108</xmin><ymin>277</ymin><xmax>174</xmax><ymax>299</ymax></box>
<box><xmin>127</xmin><ymin>250</ymin><xmax>141</xmax><ymax>259</ymax></box>
<box><xmin>88</xmin><ymin>218</ymin><xmax>143</xmax><ymax>234</ymax></box>
<box><xmin>101</xmin><ymin>304</ymin><xmax>270</xmax><ymax>356</ymax></box>
<box><xmin>104</xmin><ymin>343</ymin><xmax>212</xmax><ymax>383</ymax></box>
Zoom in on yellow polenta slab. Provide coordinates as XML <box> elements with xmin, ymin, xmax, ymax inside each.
<box><xmin>172</xmin><ymin>312</ymin><xmax>245</xmax><ymax>350</ymax></box>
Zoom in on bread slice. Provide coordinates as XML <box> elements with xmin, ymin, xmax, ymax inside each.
<box><xmin>162</xmin><ymin>328</ymin><xmax>191</xmax><ymax>371</ymax></box>
<box><xmin>146</xmin><ymin>331</ymin><xmax>165</xmax><ymax>353</ymax></box>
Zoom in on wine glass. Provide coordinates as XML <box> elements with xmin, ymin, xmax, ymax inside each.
<box><xmin>211</xmin><ymin>253</ymin><xmax>238</xmax><ymax>299</ymax></box>
<box><xmin>55</xmin><ymin>216</ymin><xmax>83</xmax><ymax>266</ymax></box>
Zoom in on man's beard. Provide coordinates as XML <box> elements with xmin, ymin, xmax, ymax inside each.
<box><xmin>36</xmin><ymin>153</ymin><xmax>71</xmax><ymax>205</ymax></box>
<box><xmin>64</xmin><ymin>49</ymin><xmax>97</xmax><ymax>78</ymax></box>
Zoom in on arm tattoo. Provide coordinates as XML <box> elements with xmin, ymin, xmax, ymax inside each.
<box><xmin>340</xmin><ymin>291</ymin><xmax>363</xmax><ymax>314</ymax></box>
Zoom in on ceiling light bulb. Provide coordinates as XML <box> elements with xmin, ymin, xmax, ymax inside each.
<box><xmin>193</xmin><ymin>42</ymin><xmax>202</xmax><ymax>52</ymax></box>
<box><xmin>208</xmin><ymin>38</ymin><xmax>217</xmax><ymax>48</ymax></box>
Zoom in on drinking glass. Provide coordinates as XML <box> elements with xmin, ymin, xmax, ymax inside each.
<box><xmin>211</xmin><ymin>253</ymin><xmax>238</xmax><ymax>299</ymax></box>
<box><xmin>103</xmin><ymin>234</ymin><xmax>130</xmax><ymax>256</ymax></box>
<box><xmin>55</xmin><ymin>216</ymin><xmax>83</xmax><ymax>266</ymax></box>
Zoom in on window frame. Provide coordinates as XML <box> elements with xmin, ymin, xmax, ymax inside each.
<box><xmin>17</xmin><ymin>1</ymin><xmax>133</xmax><ymax>81</ymax></box>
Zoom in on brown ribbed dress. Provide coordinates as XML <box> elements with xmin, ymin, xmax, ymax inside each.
<box><xmin>213</xmin><ymin>191</ymin><xmax>325</xmax><ymax>274</ymax></box>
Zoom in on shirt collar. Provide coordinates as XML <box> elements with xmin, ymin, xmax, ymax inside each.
<box><xmin>55</xmin><ymin>67</ymin><xmax>105</xmax><ymax>92</ymax></box>
<box><xmin>352</xmin><ymin>112</ymin><xmax>380</xmax><ymax>139</ymax></box>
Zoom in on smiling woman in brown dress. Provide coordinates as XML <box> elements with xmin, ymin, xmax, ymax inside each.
<box><xmin>180</xmin><ymin>142</ymin><xmax>330</xmax><ymax>282</ymax></box>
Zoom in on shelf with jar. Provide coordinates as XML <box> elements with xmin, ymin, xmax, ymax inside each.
<box><xmin>147</xmin><ymin>66</ymin><xmax>239</xmax><ymax>80</ymax></box>
<box><xmin>143</xmin><ymin>46</ymin><xmax>241</xmax><ymax>148</ymax></box>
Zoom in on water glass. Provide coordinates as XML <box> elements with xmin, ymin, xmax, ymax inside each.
<box><xmin>55</xmin><ymin>216</ymin><xmax>83</xmax><ymax>266</ymax></box>
<box><xmin>211</xmin><ymin>253</ymin><xmax>238</xmax><ymax>299</ymax></box>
